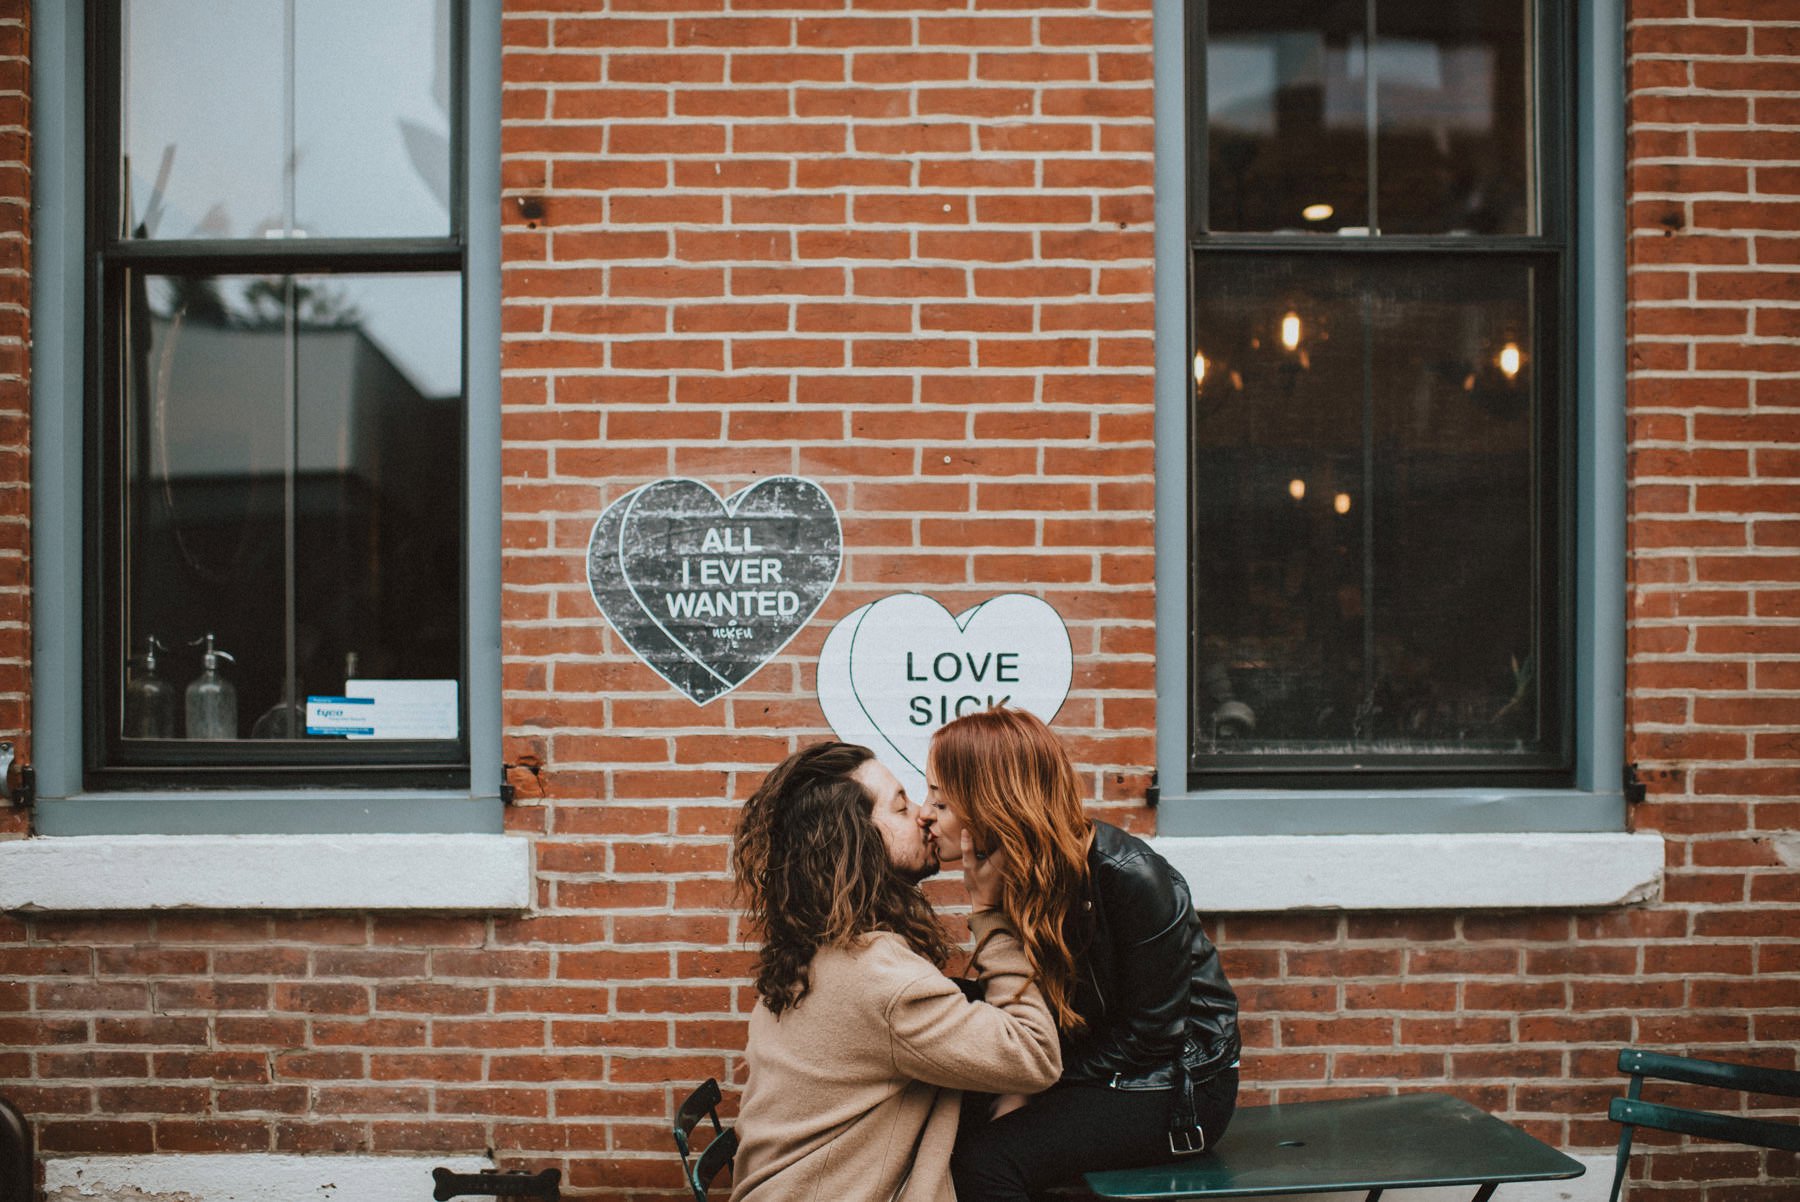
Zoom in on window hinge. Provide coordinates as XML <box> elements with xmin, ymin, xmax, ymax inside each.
<box><xmin>0</xmin><ymin>743</ymin><xmax>32</xmax><ymax>809</ymax></box>
<box><xmin>1146</xmin><ymin>769</ymin><xmax>1160</xmax><ymax>809</ymax></box>
<box><xmin>500</xmin><ymin>764</ymin><xmax>516</xmax><ymax>806</ymax></box>
<box><xmin>1623</xmin><ymin>762</ymin><xmax>1647</xmax><ymax>805</ymax></box>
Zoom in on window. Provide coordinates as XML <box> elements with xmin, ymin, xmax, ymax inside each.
<box><xmin>1153</xmin><ymin>0</ymin><xmax>1626</xmax><ymax>832</ymax></box>
<box><xmin>31</xmin><ymin>1</ymin><xmax>502</xmax><ymax>831</ymax></box>
<box><xmin>1188</xmin><ymin>0</ymin><xmax>1567</xmax><ymax>789</ymax></box>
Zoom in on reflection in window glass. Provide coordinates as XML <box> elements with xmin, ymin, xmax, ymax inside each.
<box><xmin>122</xmin><ymin>273</ymin><xmax>463</xmax><ymax>740</ymax></box>
<box><xmin>1190</xmin><ymin>255</ymin><xmax>1556</xmax><ymax>768</ymax></box>
<box><xmin>1376</xmin><ymin>0</ymin><xmax>1533</xmax><ymax>234</ymax></box>
<box><xmin>122</xmin><ymin>0</ymin><xmax>451</xmax><ymax>240</ymax></box>
<box><xmin>1205</xmin><ymin>0</ymin><xmax>1533</xmax><ymax>235</ymax></box>
<box><xmin>294</xmin><ymin>0</ymin><xmax>453</xmax><ymax>238</ymax></box>
<box><xmin>121</xmin><ymin>0</ymin><xmax>285</xmax><ymax>239</ymax></box>
<box><xmin>1207</xmin><ymin>20</ymin><xmax>1370</xmax><ymax>233</ymax></box>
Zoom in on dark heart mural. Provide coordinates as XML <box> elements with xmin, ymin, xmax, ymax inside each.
<box><xmin>586</xmin><ymin>477</ymin><xmax>842</xmax><ymax>705</ymax></box>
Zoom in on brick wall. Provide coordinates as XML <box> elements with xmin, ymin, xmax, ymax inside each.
<box><xmin>1</xmin><ymin>0</ymin><xmax>1797</xmax><ymax>1199</ymax></box>
<box><xmin>1616</xmin><ymin>0</ymin><xmax>1800</xmax><ymax>1195</ymax></box>
<box><xmin>501</xmin><ymin>2</ymin><xmax>1161</xmax><ymax>1189</ymax></box>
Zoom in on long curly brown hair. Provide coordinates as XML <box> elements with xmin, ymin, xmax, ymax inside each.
<box><xmin>929</xmin><ymin>707</ymin><xmax>1093</xmax><ymax>1032</ymax></box>
<box><xmin>733</xmin><ymin>742</ymin><xmax>953</xmax><ymax>1015</ymax></box>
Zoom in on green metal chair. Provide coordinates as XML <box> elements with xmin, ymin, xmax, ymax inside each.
<box><xmin>1607</xmin><ymin>1047</ymin><xmax>1800</xmax><ymax>1202</ymax></box>
<box><xmin>673</xmin><ymin>1078</ymin><xmax>738</xmax><ymax>1202</ymax></box>
<box><xmin>0</xmin><ymin>1095</ymin><xmax>30</xmax><ymax>1202</ymax></box>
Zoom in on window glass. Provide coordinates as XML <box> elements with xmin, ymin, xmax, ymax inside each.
<box><xmin>120</xmin><ymin>272</ymin><xmax>464</xmax><ymax>744</ymax></box>
<box><xmin>1375</xmin><ymin>0</ymin><xmax>1534</xmax><ymax>234</ymax></box>
<box><xmin>1207</xmin><ymin>6</ymin><xmax>1370</xmax><ymax>233</ymax></box>
<box><xmin>1205</xmin><ymin>0</ymin><xmax>1533</xmax><ymax>236</ymax></box>
<box><xmin>121</xmin><ymin>0</ymin><xmax>286</xmax><ymax>239</ymax></box>
<box><xmin>1190</xmin><ymin>254</ymin><xmax>1559</xmax><ymax>774</ymax></box>
<box><xmin>294</xmin><ymin>0</ymin><xmax>454</xmax><ymax>238</ymax></box>
<box><xmin>121</xmin><ymin>0</ymin><xmax>452</xmax><ymax>240</ymax></box>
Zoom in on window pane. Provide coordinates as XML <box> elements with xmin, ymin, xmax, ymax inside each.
<box><xmin>1375</xmin><ymin>0</ymin><xmax>1535</xmax><ymax>234</ymax></box>
<box><xmin>294</xmin><ymin>0</ymin><xmax>453</xmax><ymax>238</ymax></box>
<box><xmin>1205</xmin><ymin>0</ymin><xmax>1536</xmax><ymax>236</ymax></box>
<box><xmin>119</xmin><ymin>272</ymin><xmax>464</xmax><ymax>744</ymax></box>
<box><xmin>1189</xmin><ymin>254</ymin><xmax>1557</xmax><ymax>770</ymax></box>
<box><xmin>121</xmin><ymin>0</ymin><xmax>452</xmax><ymax>240</ymax></box>
<box><xmin>290</xmin><ymin>275</ymin><xmax>464</xmax><ymax>737</ymax></box>
<box><xmin>1207</xmin><ymin>1</ymin><xmax>1370</xmax><ymax>233</ymax></box>
<box><xmin>121</xmin><ymin>0</ymin><xmax>285</xmax><ymax>239</ymax></box>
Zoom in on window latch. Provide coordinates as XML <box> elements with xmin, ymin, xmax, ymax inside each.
<box><xmin>1146</xmin><ymin>769</ymin><xmax>1160</xmax><ymax>809</ymax></box>
<box><xmin>1623</xmin><ymin>762</ymin><xmax>1647</xmax><ymax>805</ymax></box>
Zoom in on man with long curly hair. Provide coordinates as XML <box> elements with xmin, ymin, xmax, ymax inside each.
<box><xmin>728</xmin><ymin>741</ymin><xmax>1062</xmax><ymax>1202</ymax></box>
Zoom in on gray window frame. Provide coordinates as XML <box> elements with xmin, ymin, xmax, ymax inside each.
<box><xmin>1153</xmin><ymin>0</ymin><xmax>1627</xmax><ymax>835</ymax></box>
<box><xmin>29</xmin><ymin>0</ymin><xmax>505</xmax><ymax>835</ymax></box>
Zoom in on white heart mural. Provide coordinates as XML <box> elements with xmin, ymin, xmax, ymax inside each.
<box><xmin>818</xmin><ymin>593</ymin><xmax>1073</xmax><ymax>800</ymax></box>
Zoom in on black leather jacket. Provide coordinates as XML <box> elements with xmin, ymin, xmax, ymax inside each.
<box><xmin>1060</xmin><ymin>821</ymin><xmax>1241</xmax><ymax>1090</ymax></box>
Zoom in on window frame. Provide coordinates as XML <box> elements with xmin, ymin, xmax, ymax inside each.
<box><xmin>1152</xmin><ymin>0</ymin><xmax>1626</xmax><ymax>835</ymax></box>
<box><xmin>31</xmin><ymin>0</ymin><xmax>505</xmax><ymax>835</ymax></box>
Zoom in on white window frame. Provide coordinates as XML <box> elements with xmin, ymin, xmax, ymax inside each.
<box><xmin>1150</xmin><ymin>0</ymin><xmax>1661</xmax><ymax>906</ymax></box>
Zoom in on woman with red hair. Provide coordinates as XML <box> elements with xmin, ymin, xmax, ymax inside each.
<box><xmin>924</xmin><ymin>706</ymin><xmax>1241</xmax><ymax>1201</ymax></box>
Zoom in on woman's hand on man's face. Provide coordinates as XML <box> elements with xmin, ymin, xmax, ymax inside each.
<box><xmin>961</xmin><ymin>830</ymin><xmax>1004</xmax><ymax>912</ymax></box>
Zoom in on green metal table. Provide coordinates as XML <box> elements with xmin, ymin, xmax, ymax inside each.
<box><xmin>1085</xmin><ymin>1093</ymin><xmax>1586</xmax><ymax>1202</ymax></box>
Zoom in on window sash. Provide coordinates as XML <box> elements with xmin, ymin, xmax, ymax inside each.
<box><xmin>1185</xmin><ymin>243</ymin><xmax>1573</xmax><ymax>790</ymax></box>
<box><xmin>82</xmin><ymin>0</ymin><xmax>473</xmax><ymax>789</ymax></box>
<box><xmin>1183</xmin><ymin>0</ymin><xmax>1576</xmax><ymax>792</ymax></box>
<box><xmin>1183</xmin><ymin>0</ymin><xmax>1570</xmax><ymax>244</ymax></box>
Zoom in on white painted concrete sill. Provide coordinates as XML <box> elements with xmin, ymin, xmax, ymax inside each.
<box><xmin>0</xmin><ymin>833</ymin><xmax>533</xmax><ymax>912</ymax></box>
<box><xmin>1154</xmin><ymin>832</ymin><xmax>1664</xmax><ymax>911</ymax></box>
<box><xmin>40</xmin><ymin>1151</ymin><xmax>1619</xmax><ymax>1202</ymax></box>
<box><xmin>44</xmin><ymin>1154</ymin><xmax>494</xmax><ymax>1201</ymax></box>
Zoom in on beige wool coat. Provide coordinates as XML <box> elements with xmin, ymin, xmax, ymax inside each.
<box><xmin>728</xmin><ymin>911</ymin><xmax>1062</xmax><ymax>1202</ymax></box>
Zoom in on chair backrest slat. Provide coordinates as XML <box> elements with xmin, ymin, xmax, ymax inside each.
<box><xmin>1610</xmin><ymin>1098</ymin><xmax>1800</xmax><ymax>1154</ymax></box>
<box><xmin>675</xmin><ymin>1078</ymin><xmax>725</xmax><ymax>1137</ymax></box>
<box><xmin>694</xmin><ymin>1128</ymin><xmax>739</xmax><ymax>1194</ymax></box>
<box><xmin>1617</xmin><ymin>1048</ymin><xmax>1800</xmax><ymax>1100</ymax></box>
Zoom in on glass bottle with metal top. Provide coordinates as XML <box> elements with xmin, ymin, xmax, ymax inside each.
<box><xmin>184</xmin><ymin>633</ymin><xmax>238</xmax><ymax>739</ymax></box>
<box><xmin>124</xmin><ymin>635</ymin><xmax>178</xmax><ymax>739</ymax></box>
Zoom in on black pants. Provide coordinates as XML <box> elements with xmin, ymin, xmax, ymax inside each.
<box><xmin>952</xmin><ymin>1069</ymin><xmax>1239</xmax><ymax>1202</ymax></box>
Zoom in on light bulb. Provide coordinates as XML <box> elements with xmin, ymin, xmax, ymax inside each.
<box><xmin>1288</xmin><ymin>479</ymin><xmax>1306</xmax><ymax>501</ymax></box>
<box><xmin>1302</xmin><ymin>203</ymin><xmax>1334</xmax><ymax>222</ymax></box>
<box><xmin>1498</xmin><ymin>342</ymin><xmax>1523</xmax><ymax>379</ymax></box>
<box><xmin>1281</xmin><ymin>312</ymin><xmax>1302</xmax><ymax>352</ymax></box>
<box><xmin>1333</xmin><ymin>492</ymin><xmax>1352</xmax><ymax>515</ymax></box>
<box><xmin>1193</xmin><ymin>350</ymin><xmax>1207</xmax><ymax>389</ymax></box>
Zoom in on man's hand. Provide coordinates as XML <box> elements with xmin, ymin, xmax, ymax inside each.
<box><xmin>962</xmin><ymin>830</ymin><xmax>1004</xmax><ymax>913</ymax></box>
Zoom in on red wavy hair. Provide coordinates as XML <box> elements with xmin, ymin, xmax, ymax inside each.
<box><xmin>929</xmin><ymin>706</ymin><xmax>1092</xmax><ymax>1031</ymax></box>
